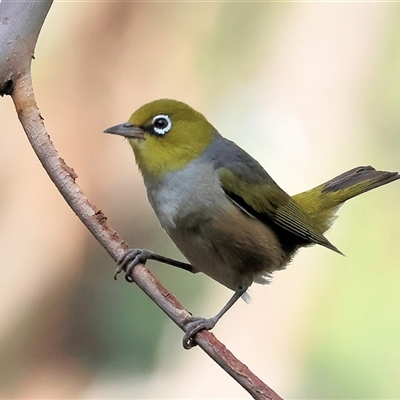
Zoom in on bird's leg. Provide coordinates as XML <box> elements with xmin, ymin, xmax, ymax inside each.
<box><xmin>115</xmin><ymin>248</ymin><xmax>195</xmax><ymax>282</ymax></box>
<box><xmin>182</xmin><ymin>286</ymin><xmax>248</xmax><ymax>350</ymax></box>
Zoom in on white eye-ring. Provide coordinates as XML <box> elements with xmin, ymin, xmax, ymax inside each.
<box><xmin>152</xmin><ymin>114</ymin><xmax>172</xmax><ymax>135</ymax></box>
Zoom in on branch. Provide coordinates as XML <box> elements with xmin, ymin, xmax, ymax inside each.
<box><xmin>0</xmin><ymin>2</ymin><xmax>283</xmax><ymax>399</ymax></box>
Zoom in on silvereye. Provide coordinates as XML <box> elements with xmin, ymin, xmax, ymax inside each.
<box><xmin>105</xmin><ymin>99</ymin><xmax>399</xmax><ymax>349</ymax></box>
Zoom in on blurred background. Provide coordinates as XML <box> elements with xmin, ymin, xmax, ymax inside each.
<box><xmin>0</xmin><ymin>1</ymin><xmax>400</xmax><ymax>398</ymax></box>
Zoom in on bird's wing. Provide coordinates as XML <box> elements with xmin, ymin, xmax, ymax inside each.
<box><xmin>218</xmin><ymin>167</ymin><xmax>341</xmax><ymax>254</ymax></box>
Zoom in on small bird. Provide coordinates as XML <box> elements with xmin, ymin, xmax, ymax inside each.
<box><xmin>105</xmin><ymin>99</ymin><xmax>399</xmax><ymax>349</ymax></box>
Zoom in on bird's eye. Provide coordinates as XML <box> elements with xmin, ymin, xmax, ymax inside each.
<box><xmin>152</xmin><ymin>114</ymin><xmax>171</xmax><ymax>135</ymax></box>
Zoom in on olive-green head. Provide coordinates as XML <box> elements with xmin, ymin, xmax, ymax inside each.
<box><xmin>104</xmin><ymin>99</ymin><xmax>215</xmax><ymax>180</ymax></box>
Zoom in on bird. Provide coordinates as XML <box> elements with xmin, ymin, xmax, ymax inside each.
<box><xmin>104</xmin><ymin>99</ymin><xmax>399</xmax><ymax>349</ymax></box>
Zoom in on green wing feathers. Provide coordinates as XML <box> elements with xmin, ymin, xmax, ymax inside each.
<box><xmin>219</xmin><ymin>168</ymin><xmax>341</xmax><ymax>254</ymax></box>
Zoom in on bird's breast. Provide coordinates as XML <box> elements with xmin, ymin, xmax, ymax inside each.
<box><xmin>144</xmin><ymin>160</ymin><xmax>226</xmax><ymax>232</ymax></box>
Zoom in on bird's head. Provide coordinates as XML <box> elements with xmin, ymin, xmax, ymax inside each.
<box><xmin>104</xmin><ymin>99</ymin><xmax>215</xmax><ymax>180</ymax></box>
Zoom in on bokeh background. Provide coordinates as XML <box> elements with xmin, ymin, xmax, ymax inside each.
<box><xmin>0</xmin><ymin>2</ymin><xmax>400</xmax><ymax>398</ymax></box>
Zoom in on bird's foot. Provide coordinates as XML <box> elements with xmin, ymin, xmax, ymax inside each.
<box><xmin>182</xmin><ymin>316</ymin><xmax>218</xmax><ymax>350</ymax></box>
<box><xmin>114</xmin><ymin>248</ymin><xmax>154</xmax><ymax>282</ymax></box>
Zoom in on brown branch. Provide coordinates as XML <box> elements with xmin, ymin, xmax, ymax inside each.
<box><xmin>0</xmin><ymin>2</ymin><xmax>283</xmax><ymax>399</ymax></box>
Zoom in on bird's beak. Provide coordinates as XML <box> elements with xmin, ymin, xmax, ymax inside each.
<box><xmin>104</xmin><ymin>123</ymin><xmax>145</xmax><ymax>140</ymax></box>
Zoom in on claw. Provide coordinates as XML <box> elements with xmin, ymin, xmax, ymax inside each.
<box><xmin>182</xmin><ymin>316</ymin><xmax>218</xmax><ymax>350</ymax></box>
<box><xmin>181</xmin><ymin>289</ymin><xmax>247</xmax><ymax>349</ymax></box>
<box><xmin>114</xmin><ymin>248</ymin><xmax>154</xmax><ymax>282</ymax></box>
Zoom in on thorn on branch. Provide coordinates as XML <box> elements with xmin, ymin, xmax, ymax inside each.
<box><xmin>0</xmin><ymin>79</ymin><xmax>14</xmax><ymax>96</ymax></box>
<box><xmin>94</xmin><ymin>209</ymin><xmax>108</xmax><ymax>225</ymax></box>
<box><xmin>60</xmin><ymin>158</ymin><xmax>78</xmax><ymax>180</ymax></box>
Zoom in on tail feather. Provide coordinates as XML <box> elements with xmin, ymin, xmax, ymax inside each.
<box><xmin>321</xmin><ymin>166</ymin><xmax>400</xmax><ymax>202</ymax></box>
<box><xmin>293</xmin><ymin>166</ymin><xmax>399</xmax><ymax>234</ymax></box>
